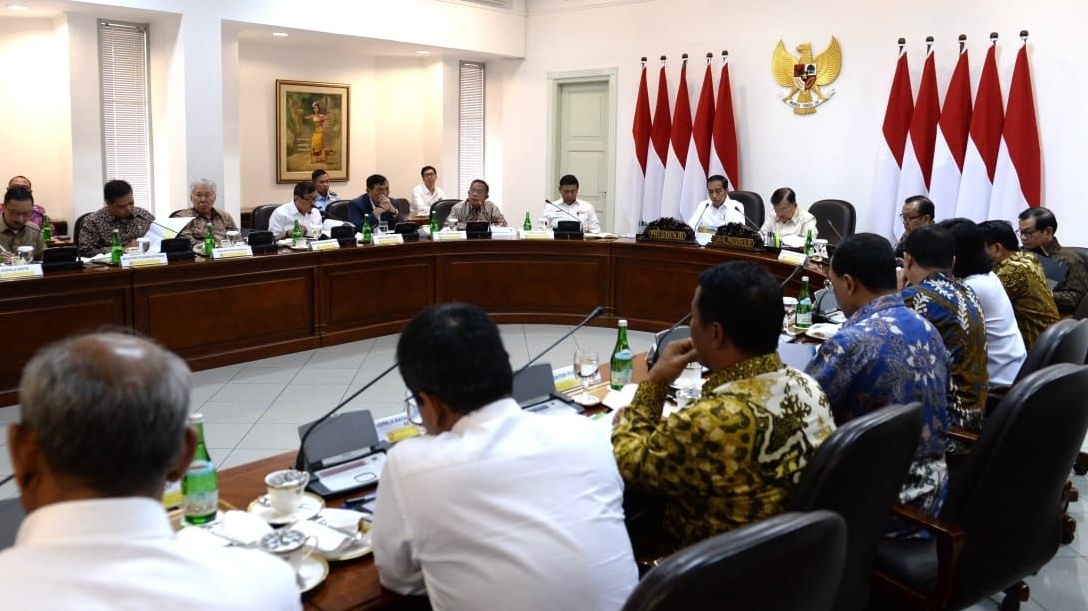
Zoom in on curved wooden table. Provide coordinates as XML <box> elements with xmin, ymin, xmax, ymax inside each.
<box><xmin>0</xmin><ymin>238</ymin><xmax>825</xmax><ymax>406</ymax></box>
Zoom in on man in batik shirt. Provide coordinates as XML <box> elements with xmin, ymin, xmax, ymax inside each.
<box><xmin>979</xmin><ymin>220</ymin><xmax>1060</xmax><ymax>350</ymax></box>
<box><xmin>1018</xmin><ymin>207</ymin><xmax>1088</xmax><ymax>316</ymax></box>
<box><xmin>613</xmin><ymin>261</ymin><xmax>835</xmax><ymax>553</ymax></box>
<box><xmin>806</xmin><ymin>233</ymin><xmax>950</xmax><ymax>523</ymax></box>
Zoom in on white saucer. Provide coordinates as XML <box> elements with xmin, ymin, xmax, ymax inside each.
<box><xmin>247</xmin><ymin>491</ymin><xmax>325</xmax><ymax>525</ymax></box>
<box><xmin>574</xmin><ymin>394</ymin><xmax>602</xmax><ymax>407</ymax></box>
<box><xmin>297</xmin><ymin>555</ymin><xmax>329</xmax><ymax>593</ymax></box>
<box><xmin>313</xmin><ymin>508</ymin><xmax>372</xmax><ymax>561</ymax></box>
<box><xmin>805</xmin><ymin>322</ymin><xmax>842</xmax><ymax>341</ymax></box>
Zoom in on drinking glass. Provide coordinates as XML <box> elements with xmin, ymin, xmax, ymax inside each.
<box><xmin>445</xmin><ymin>216</ymin><xmax>458</xmax><ymax>231</ymax></box>
<box><xmin>377</xmin><ymin>220</ymin><xmax>389</xmax><ymax>235</ymax></box>
<box><xmin>310</xmin><ymin>223</ymin><xmax>323</xmax><ymax>239</ymax></box>
<box><xmin>675</xmin><ymin>362</ymin><xmax>703</xmax><ymax>407</ymax></box>
<box><xmin>16</xmin><ymin>246</ymin><xmax>33</xmax><ymax>265</ymax></box>
<box><xmin>573</xmin><ymin>349</ymin><xmax>600</xmax><ymax>406</ymax></box>
<box><xmin>225</xmin><ymin>230</ymin><xmax>240</xmax><ymax>247</ymax></box>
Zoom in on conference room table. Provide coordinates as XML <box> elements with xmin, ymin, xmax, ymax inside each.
<box><xmin>0</xmin><ymin>237</ymin><xmax>826</xmax><ymax>406</ymax></box>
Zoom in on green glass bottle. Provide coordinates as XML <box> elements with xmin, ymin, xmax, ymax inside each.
<box><xmin>291</xmin><ymin>219</ymin><xmax>302</xmax><ymax>247</ymax></box>
<box><xmin>429</xmin><ymin>211</ymin><xmax>439</xmax><ymax>234</ymax></box>
<box><xmin>795</xmin><ymin>276</ymin><xmax>813</xmax><ymax>330</ymax></box>
<box><xmin>804</xmin><ymin>229</ymin><xmax>814</xmax><ymax>256</ymax></box>
<box><xmin>41</xmin><ymin>215</ymin><xmax>51</xmax><ymax>241</ymax></box>
<box><xmin>362</xmin><ymin>218</ymin><xmax>372</xmax><ymax>244</ymax></box>
<box><xmin>523</xmin><ymin>211</ymin><xmax>532</xmax><ymax>231</ymax></box>
<box><xmin>203</xmin><ymin>228</ymin><xmax>216</xmax><ymax>257</ymax></box>
<box><xmin>182</xmin><ymin>413</ymin><xmax>219</xmax><ymax>525</ymax></box>
<box><xmin>610</xmin><ymin>319</ymin><xmax>634</xmax><ymax>390</ymax></box>
<box><xmin>110</xmin><ymin>229</ymin><xmax>123</xmax><ymax>265</ymax></box>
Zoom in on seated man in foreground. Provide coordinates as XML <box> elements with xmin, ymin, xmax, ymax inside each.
<box><xmin>805</xmin><ymin>233</ymin><xmax>950</xmax><ymax>522</ymax></box>
<box><xmin>612</xmin><ymin>261</ymin><xmax>836</xmax><ymax>553</ymax></box>
<box><xmin>0</xmin><ymin>331</ymin><xmax>299</xmax><ymax>610</ymax></box>
<box><xmin>372</xmin><ymin>303</ymin><xmax>637</xmax><ymax>611</ymax></box>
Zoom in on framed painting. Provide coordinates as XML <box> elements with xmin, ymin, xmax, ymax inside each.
<box><xmin>275</xmin><ymin>79</ymin><xmax>350</xmax><ymax>183</ymax></box>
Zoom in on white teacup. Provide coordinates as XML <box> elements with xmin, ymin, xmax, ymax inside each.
<box><xmin>257</xmin><ymin>529</ymin><xmax>317</xmax><ymax>572</ymax></box>
<box><xmin>16</xmin><ymin>246</ymin><xmax>34</xmax><ymax>265</ymax></box>
<box><xmin>264</xmin><ymin>469</ymin><xmax>310</xmax><ymax>516</ymax></box>
<box><xmin>136</xmin><ymin>237</ymin><xmax>151</xmax><ymax>254</ymax></box>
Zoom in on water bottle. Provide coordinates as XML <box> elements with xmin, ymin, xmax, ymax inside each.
<box><xmin>610</xmin><ymin>319</ymin><xmax>634</xmax><ymax>390</ymax></box>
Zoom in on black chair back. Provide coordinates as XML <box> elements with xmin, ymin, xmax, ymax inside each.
<box><xmin>1015</xmin><ymin>319</ymin><xmax>1088</xmax><ymax>383</ymax></box>
<box><xmin>393</xmin><ymin>197</ymin><xmax>411</xmax><ymax>222</ymax></box>
<box><xmin>809</xmin><ymin>199</ymin><xmax>856</xmax><ymax>245</ymax></box>
<box><xmin>251</xmin><ymin>204</ymin><xmax>278</xmax><ymax>231</ymax></box>
<box><xmin>1067</xmin><ymin>245</ymin><xmax>1088</xmax><ymax>271</ymax></box>
<box><xmin>938</xmin><ymin>363</ymin><xmax>1088</xmax><ymax>608</ymax></box>
<box><xmin>645</xmin><ymin>325</ymin><xmax>691</xmax><ymax>371</ymax></box>
<box><xmin>169</xmin><ymin>209</ymin><xmax>186</xmax><ymax>218</ymax></box>
<box><xmin>323</xmin><ymin>200</ymin><xmax>350</xmax><ymax>223</ymax></box>
<box><xmin>621</xmin><ymin>511</ymin><xmax>846</xmax><ymax>611</ymax></box>
<box><xmin>787</xmin><ymin>403</ymin><xmax>923</xmax><ymax>611</ymax></box>
<box><xmin>430</xmin><ymin>199</ymin><xmax>459</xmax><ymax>227</ymax></box>
<box><xmin>73</xmin><ymin>211</ymin><xmax>91</xmax><ymax>251</ymax></box>
<box><xmin>729</xmin><ymin>190</ymin><xmax>765</xmax><ymax>228</ymax></box>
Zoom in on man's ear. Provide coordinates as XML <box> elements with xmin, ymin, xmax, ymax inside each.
<box><xmin>8</xmin><ymin>423</ymin><xmax>38</xmax><ymax>491</ymax></box>
<box><xmin>165</xmin><ymin>426</ymin><xmax>197</xmax><ymax>483</ymax></box>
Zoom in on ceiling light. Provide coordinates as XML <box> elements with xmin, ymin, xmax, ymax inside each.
<box><xmin>416</xmin><ymin>50</ymin><xmax>431</xmax><ymax>56</ymax></box>
<box><xmin>7</xmin><ymin>4</ymin><xmax>30</xmax><ymax>10</ymax></box>
<box><xmin>272</xmin><ymin>32</ymin><xmax>289</xmax><ymax>38</ymax></box>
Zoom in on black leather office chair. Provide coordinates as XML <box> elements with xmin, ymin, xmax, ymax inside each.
<box><xmin>72</xmin><ymin>211</ymin><xmax>91</xmax><ymax>251</ymax></box>
<box><xmin>393</xmin><ymin>197</ymin><xmax>411</xmax><ymax>222</ymax></box>
<box><xmin>645</xmin><ymin>325</ymin><xmax>691</xmax><ymax>370</ymax></box>
<box><xmin>1010</xmin><ymin>318</ymin><xmax>1088</xmax><ymax>386</ymax></box>
<box><xmin>622</xmin><ymin>510</ymin><xmax>846</xmax><ymax>611</ymax></box>
<box><xmin>430</xmin><ymin>199</ymin><xmax>459</xmax><ymax>228</ymax></box>
<box><xmin>729</xmin><ymin>190</ymin><xmax>765</xmax><ymax>228</ymax></box>
<box><xmin>787</xmin><ymin>403</ymin><xmax>923</xmax><ymax>611</ymax></box>
<box><xmin>871</xmin><ymin>363</ymin><xmax>1088</xmax><ymax>611</ymax></box>
<box><xmin>1067</xmin><ymin>245</ymin><xmax>1088</xmax><ymax>270</ymax></box>
<box><xmin>325</xmin><ymin>199</ymin><xmax>351</xmax><ymax>224</ymax></box>
<box><xmin>809</xmin><ymin>199</ymin><xmax>856</xmax><ymax>245</ymax></box>
<box><xmin>251</xmin><ymin>204</ymin><xmax>278</xmax><ymax>231</ymax></box>
<box><xmin>169</xmin><ymin>209</ymin><xmax>187</xmax><ymax>218</ymax></box>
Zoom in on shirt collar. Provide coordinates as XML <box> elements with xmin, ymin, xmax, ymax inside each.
<box><xmin>704</xmin><ymin>353</ymin><xmax>784</xmax><ymax>390</ymax></box>
<box><xmin>16</xmin><ymin>497</ymin><xmax>173</xmax><ymax>546</ymax></box>
<box><xmin>848</xmin><ymin>292</ymin><xmax>905</xmax><ymax>324</ymax></box>
<box><xmin>449</xmin><ymin>397</ymin><xmax>521</xmax><ymax>435</ymax></box>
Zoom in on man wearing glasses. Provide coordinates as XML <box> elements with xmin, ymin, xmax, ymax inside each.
<box><xmin>268</xmin><ymin>181</ymin><xmax>322</xmax><ymax>240</ymax></box>
<box><xmin>1017</xmin><ymin>207</ymin><xmax>1088</xmax><ymax>315</ymax></box>
<box><xmin>372</xmin><ymin>303</ymin><xmax>637</xmax><ymax>611</ymax></box>
<box><xmin>77</xmin><ymin>180</ymin><xmax>155</xmax><ymax>258</ymax></box>
<box><xmin>893</xmin><ymin>195</ymin><xmax>935</xmax><ymax>258</ymax></box>
<box><xmin>0</xmin><ymin>187</ymin><xmax>46</xmax><ymax>263</ymax></box>
<box><xmin>448</xmin><ymin>179</ymin><xmax>507</xmax><ymax>229</ymax></box>
<box><xmin>348</xmin><ymin>174</ymin><xmax>399</xmax><ymax>230</ymax></box>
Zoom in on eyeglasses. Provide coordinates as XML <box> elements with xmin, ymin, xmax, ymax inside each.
<box><xmin>1016</xmin><ymin>228</ymin><xmax>1040</xmax><ymax>238</ymax></box>
<box><xmin>404</xmin><ymin>395</ymin><xmax>423</xmax><ymax>426</ymax></box>
<box><xmin>300</xmin><ymin>195</ymin><xmax>317</xmax><ymax>203</ymax></box>
<box><xmin>900</xmin><ymin>214</ymin><xmax>923</xmax><ymax>222</ymax></box>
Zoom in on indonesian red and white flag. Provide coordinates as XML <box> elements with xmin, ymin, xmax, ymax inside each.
<box><xmin>929</xmin><ymin>46</ymin><xmax>972</xmax><ymax>221</ymax></box>
<box><xmin>661</xmin><ymin>59</ymin><xmax>692</xmax><ymax>220</ymax></box>
<box><xmin>640</xmin><ymin>64</ymin><xmax>671</xmax><ymax>221</ymax></box>
<box><xmin>627</xmin><ymin>64</ymin><xmax>652</xmax><ymax>229</ymax></box>
<box><xmin>955</xmin><ymin>44</ymin><xmax>1003</xmax><ymax>221</ymax></box>
<box><xmin>870</xmin><ymin>49</ymin><xmax>913</xmax><ymax>240</ymax></box>
<box><xmin>709</xmin><ymin>58</ymin><xmax>739</xmax><ymax>189</ymax></box>
<box><xmin>895</xmin><ymin>48</ymin><xmax>940</xmax><ymax>239</ymax></box>
<box><xmin>989</xmin><ymin>43</ymin><xmax>1042</xmax><ymax>221</ymax></box>
<box><xmin>679</xmin><ymin>61</ymin><xmax>715</xmax><ymax>222</ymax></box>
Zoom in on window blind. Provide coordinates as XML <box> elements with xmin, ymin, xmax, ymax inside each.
<box><xmin>458</xmin><ymin>61</ymin><xmax>485</xmax><ymax>197</ymax></box>
<box><xmin>99</xmin><ymin>21</ymin><xmax>153</xmax><ymax>207</ymax></box>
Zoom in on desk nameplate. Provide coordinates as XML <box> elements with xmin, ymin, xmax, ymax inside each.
<box><xmin>0</xmin><ymin>264</ymin><xmax>43</xmax><ymax>280</ymax></box>
<box><xmin>121</xmin><ymin>253</ymin><xmax>168</xmax><ymax>268</ymax></box>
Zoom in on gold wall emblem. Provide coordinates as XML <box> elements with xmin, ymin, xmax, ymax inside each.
<box><xmin>772</xmin><ymin>37</ymin><xmax>843</xmax><ymax>115</ymax></box>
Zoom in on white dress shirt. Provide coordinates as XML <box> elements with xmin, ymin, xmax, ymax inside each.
<box><xmin>760</xmin><ymin>208</ymin><xmax>819</xmax><ymax>239</ymax></box>
<box><xmin>538</xmin><ymin>198</ymin><xmax>601</xmax><ymax>232</ymax></box>
<box><xmin>411</xmin><ymin>184</ymin><xmax>446</xmax><ymax>216</ymax></box>
<box><xmin>0</xmin><ymin>497</ymin><xmax>300</xmax><ymax>611</ymax></box>
<box><xmin>964</xmin><ymin>271</ymin><xmax>1027</xmax><ymax>386</ymax></box>
<box><xmin>372</xmin><ymin>398</ymin><xmax>637</xmax><ymax>611</ymax></box>
<box><xmin>268</xmin><ymin>201</ymin><xmax>323</xmax><ymax>238</ymax></box>
<box><xmin>688</xmin><ymin>198</ymin><xmax>745</xmax><ymax>244</ymax></box>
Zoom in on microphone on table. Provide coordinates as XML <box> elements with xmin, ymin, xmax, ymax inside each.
<box><xmin>294</xmin><ymin>362</ymin><xmax>399</xmax><ymax>471</ymax></box>
<box><xmin>513</xmin><ymin>305</ymin><xmax>608</xmax><ymax>378</ymax></box>
<box><xmin>0</xmin><ymin>474</ymin><xmax>14</xmax><ymax>488</ymax></box>
<box><xmin>544</xmin><ymin>199</ymin><xmax>584</xmax><ymax>228</ymax></box>
<box><xmin>742</xmin><ymin>210</ymin><xmax>763</xmax><ymax>232</ymax></box>
<box><xmin>823</xmin><ymin>219</ymin><xmax>844</xmax><ymax>243</ymax></box>
<box><xmin>780</xmin><ymin>259</ymin><xmax>808</xmax><ymax>288</ymax></box>
<box><xmin>646</xmin><ymin>310</ymin><xmax>694</xmax><ymax>370</ymax></box>
<box><xmin>691</xmin><ymin>201</ymin><xmax>711</xmax><ymax>229</ymax></box>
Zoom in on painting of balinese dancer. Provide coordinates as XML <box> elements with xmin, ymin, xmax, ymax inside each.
<box><xmin>276</xmin><ymin>80</ymin><xmax>350</xmax><ymax>183</ymax></box>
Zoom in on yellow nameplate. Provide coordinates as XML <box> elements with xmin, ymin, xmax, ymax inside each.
<box><xmin>387</xmin><ymin>426</ymin><xmax>423</xmax><ymax>443</ymax></box>
<box><xmin>0</xmin><ymin>264</ymin><xmax>42</xmax><ymax>280</ymax></box>
<box><xmin>122</xmin><ymin>253</ymin><xmax>169</xmax><ymax>268</ymax></box>
<box><xmin>308</xmin><ymin>239</ymin><xmax>341</xmax><ymax>251</ymax></box>
<box><xmin>374</xmin><ymin>234</ymin><xmax>405</xmax><ymax>246</ymax></box>
<box><xmin>212</xmin><ymin>246</ymin><xmax>253</xmax><ymax>259</ymax></box>
<box><xmin>520</xmin><ymin>230</ymin><xmax>554</xmax><ymax>240</ymax></box>
<box><xmin>433</xmin><ymin>231</ymin><xmax>468</xmax><ymax>241</ymax></box>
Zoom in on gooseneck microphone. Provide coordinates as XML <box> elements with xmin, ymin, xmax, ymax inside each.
<box><xmin>691</xmin><ymin>201</ymin><xmax>711</xmax><ymax>229</ymax></box>
<box><xmin>544</xmin><ymin>199</ymin><xmax>583</xmax><ymax>227</ymax></box>
<box><xmin>646</xmin><ymin>310</ymin><xmax>694</xmax><ymax>370</ymax></box>
<box><xmin>513</xmin><ymin>306</ymin><xmax>607</xmax><ymax>378</ymax></box>
<box><xmin>823</xmin><ymin>219</ymin><xmax>844</xmax><ymax>243</ymax></box>
<box><xmin>0</xmin><ymin>474</ymin><xmax>13</xmax><ymax>488</ymax></box>
<box><xmin>294</xmin><ymin>362</ymin><xmax>399</xmax><ymax>471</ymax></box>
<box><xmin>780</xmin><ymin>260</ymin><xmax>807</xmax><ymax>288</ymax></box>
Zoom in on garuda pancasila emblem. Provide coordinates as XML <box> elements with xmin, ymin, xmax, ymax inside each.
<box><xmin>772</xmin><ymin>37</ymin><xmax>843</xmax><ymax>115</ymax></box>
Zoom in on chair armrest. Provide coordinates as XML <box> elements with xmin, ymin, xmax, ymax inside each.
<box><xmin>985</xmin><ymin>385</ymin><xmax>1010</xmax><ymax>416</ymax></box>
<box><xmin>947</xmin><ymin>427</ymin><xmax>979</xmax><ymax>446</ymax></box>
<box><xmin>875</xmin><ymin>503</ymin><xmax>966</xmax><ymax>610</ymax></box>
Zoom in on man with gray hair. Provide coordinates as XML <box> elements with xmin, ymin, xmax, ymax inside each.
<box><xmin>0</xmin><ymin>331</ymin><xmax>300</xmax><ymax>610</ymax></box>
<box><xmin>177</xmin><ymin>178</ymin><xmax>239</xmax><ymax>246</ymax></box>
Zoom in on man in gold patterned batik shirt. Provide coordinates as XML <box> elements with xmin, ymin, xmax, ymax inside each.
<box><xmin>979</xmin><ymin>220</ymin><xmax>1060</xmax><ymax>351</ymax></box>
<box><xmin>176</xmin><ymin>179</ymin><xmax>238</xmax><ymax>247</ymax></box>
<box><xmin>612</xmin><ymin>261</ymin><xmax>836</xmax><ymax>553</ymax></box>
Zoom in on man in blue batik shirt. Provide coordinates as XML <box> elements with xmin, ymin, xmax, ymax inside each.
<box><xmin>805</xmin><ymin>233</ymin><xmax>951</xmax><ymax>523</ymax></box>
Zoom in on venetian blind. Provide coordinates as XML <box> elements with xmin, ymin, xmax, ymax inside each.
<box><xmin>99</xmin><ymin>21</ymin><xmax>153</xmax><ymax>207</ymax></box>
<box><xmin>458</xmin><ymin>61</ymin><xmax>485</xmax><ymax>196</ymax></box>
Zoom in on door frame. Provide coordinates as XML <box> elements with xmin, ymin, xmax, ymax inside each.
<box><xmin>546</xmin><ymin>68</ymin><xmax>618</xmax><ymax>231</ymax></box>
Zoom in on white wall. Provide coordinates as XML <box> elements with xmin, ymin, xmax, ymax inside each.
<box><xmin>505</xmin><ymin>0</ymin><xmax>1088</xmax><ymax>243</ymax></box>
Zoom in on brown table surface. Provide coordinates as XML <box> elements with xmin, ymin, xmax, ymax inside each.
<box><xmin>216</xmin><ymin>356</ymin><xmax>647</xmax><ymax>610</ymax></box>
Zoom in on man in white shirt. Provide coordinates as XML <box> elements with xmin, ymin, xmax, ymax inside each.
<box><xmin>538</xmin><ymin>174</ymin><xmax>601</xmax><ymax>232</ymax></box>
<box><xmin>761</xmin><ymin>187</ymin><xmax>819</xmax><ymax>240</ymax></box>
<box><xmin>373</xmin><ymin>303</ymin><xmax>637</xmax><ymax>611</ymax></box>
<box><xmin>410</xmin><ymin>165</ymin><xmax>445</xmax><ymax>217</ymax></box>
<box><xmin>687</xmin><ymin>174</ymin><xmax>745</xmax><ymax>244</ymax></box>
<box><xmin>311</xmin><ymin>169</ymin><xmax>339</xmax><ymax>213</ymax></box>
<box><xmin>269</xmin><ymin>181</ymin><xmax>323</xmax><ymax>239</ymax></box>
<box><xmin>0</xmin><ymin>331</ymin><xmax>300</xmax><ymax>610</ymax></box>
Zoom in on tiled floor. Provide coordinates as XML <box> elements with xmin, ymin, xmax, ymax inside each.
<box><xmin>0</xmin><ymin>324</ymin><xmax>1086</xmax><ymax>610</ymax></box>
